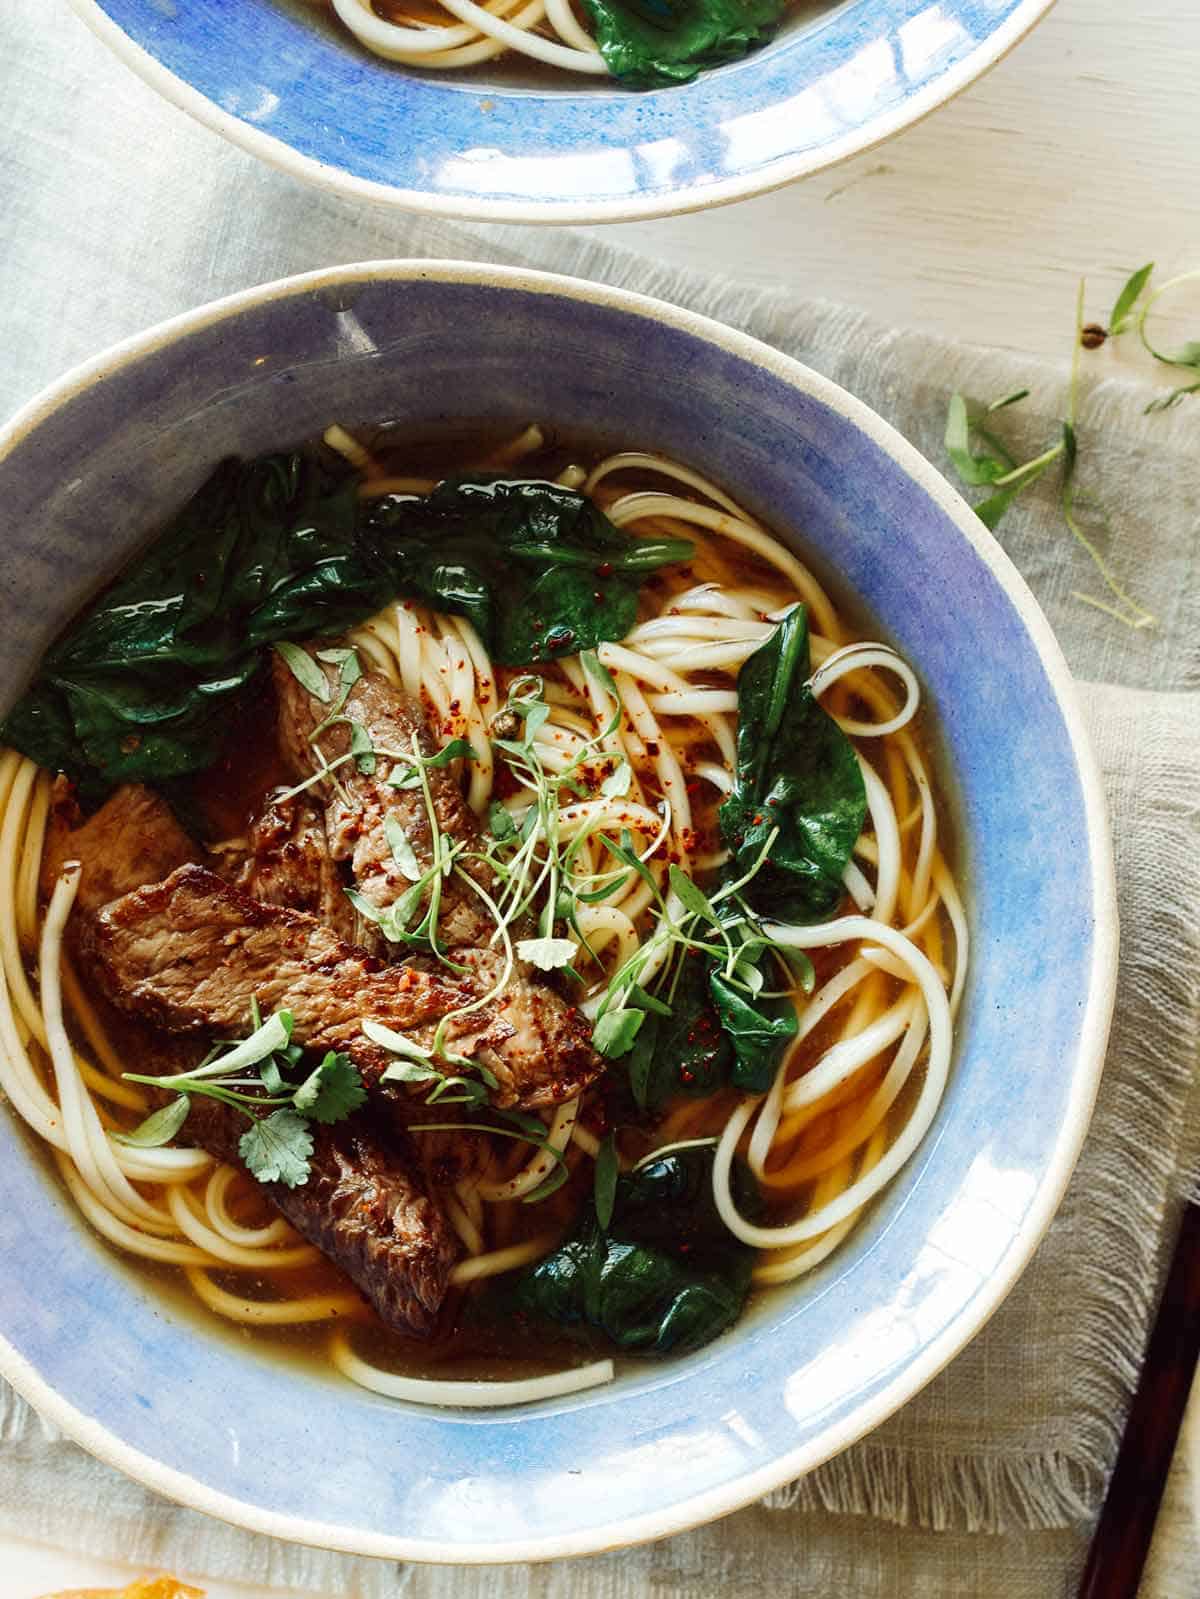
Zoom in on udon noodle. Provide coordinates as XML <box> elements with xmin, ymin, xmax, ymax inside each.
<box><xmin>0</xmin><ymin>426</ymin><xmax>966</xmax><ymax>1405</ymax></box>
<box><xmin>305</xmin><ymin>0</ymin><xmax>610</xmax><ymax>75</ymax></box>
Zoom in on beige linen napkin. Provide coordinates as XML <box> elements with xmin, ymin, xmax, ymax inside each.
<box><xmin>2</xmin><ymin>2</ymin><xmax>1199</xmax><ymax>1593</ymax></box>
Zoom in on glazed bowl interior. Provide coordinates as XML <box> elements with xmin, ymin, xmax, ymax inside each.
<box><xmin>0</xmin><ymin>263</ymin><xmax>1115</xmax><ymax>1563</ymax></box>
<box><xmin>69</xmin><ymin>0</ymin><xmax>1056</xmax><ymax>221</ymax></box>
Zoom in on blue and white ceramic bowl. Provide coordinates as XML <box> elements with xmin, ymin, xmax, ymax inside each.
<box><xmin>0</xmin><ymin>263</ymin><xmax>1115</xmax><ymax>1562</ymax></box>
<box><xmin>68</xmin><ymin>0</ymin><xmax>1055</xmax><ymax>222</ymax></box>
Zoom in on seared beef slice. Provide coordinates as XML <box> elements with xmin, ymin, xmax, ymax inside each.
<box><xmin>57</xmin><ymin>797</ymin><xmax>459</xmax><ymax>1335</ymax></box>
<box><xmin>82</xmin><ymin>865</ymin><xmax>507</xmax><ymax>1077</ymax></box>
<box><xmin>272</xmin><ymin>649</ymin><xmax>603</xmax><ymax>1108</ymax></box>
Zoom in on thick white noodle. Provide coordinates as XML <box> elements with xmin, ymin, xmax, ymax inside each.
<box><xmin>605</xmin><ymin>492</ymin><xmax>840</xmax><ymax>641</ymax></box>
<box><xmin>40</xmin><ymin>868</ymin><xmax>178</xmax><ymax>1231</ymax></box>
<box><xmin>476</xmin><ymin>1097</ymin><xmax>579</xmax><ymax>1202</ymax></box>
<box><xmin>585</xmin><ymin>454</ymin><xmax>750</xmax><ymax>518</ymax></box>
<box><xmin>331</xmin><ymin>1331</ymin><xmax>614</xmax><ymax>1407</ymax></box>
<box><xmin>858</xmin><ymin>755</ymin><xmax>901</xmax><ymax>926</ymax></box>
<box><xmin>713</xmin><ymin>918</ymin><xmax>952</xmax><ymax>1247</ymax></box>
<box><xmin>810</xmin><ymin>644</ymin><xmax>921</xmax><ymax>738</ymax></box>
<box><xmin>332</xmin><ymin>0</ymin><xmax>609</xmax><ymax>71</ymax></box>
<box><xmin>168</xmin><ymin>1186</ymin><xmax>319</xmax><ymax>1269</ymax></box>
<box><xmin>781</xmin><ymin>993</ymin><xmax>919</xmax><ymax>1112</ymax></box>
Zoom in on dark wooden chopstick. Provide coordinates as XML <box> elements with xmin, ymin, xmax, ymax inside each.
<box><xmin>1076</xmin><ymin>1198</ymin><xmax>1200</xmax><ymax>1598</ymax></box>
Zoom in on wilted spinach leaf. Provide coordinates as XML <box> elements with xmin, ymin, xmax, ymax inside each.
<box><xmin>360</xmin><ymin>478</ymin><xmax>692</xmax><ymax>666</ymax></box>
<box><xmin>707</xmin><ymin>966</ymin><xmax>797</xmax><ymax>1094</ymax></box>
<box><xmin>513</xmin><ymin>1145</ymin><xmax>761</xmax><ymax>1356</ymax></box>
<box><xmin>1</xmin><ymin>459</ymin><xmax>692</xmax><ymax>796</ymax></box>
<box><xmin>0</xmin><ymin>454</ymin><xmax>381</xmax><ymax>796</ymax></box>
<box><xmin>720</xmin><ymin>607</ymin><xmax>867</xmax><ymax>921</ymax></box>
<box><xmin>579</xmin><ymin>0</ymin><xmax>786</xmax><ymax>87</ymax></box>
<box><xmin>628</xmin><ymin>953</ymin><xmax>733</xmax><ymax>1110</ymax></box>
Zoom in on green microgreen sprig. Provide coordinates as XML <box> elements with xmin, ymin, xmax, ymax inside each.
<box><xmin>944</xmin><ymin>279</ymin><xmax>1155</xmax><ymax>631</ymax></box>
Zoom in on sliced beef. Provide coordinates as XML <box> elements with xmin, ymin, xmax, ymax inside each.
<box><xmin>236</xmin><ymin>791</ymin><xmax>361</xmax><ymax>947</ymax></box>
<box><xmin>57</xmin><ymin>796</ymin><xmax>460</xmax><ymax>1337</ymax></box>
<box><xmin>180</xmin><ymin>1095</ymin><xmax>457</xmax><ymax>1336</ymax></box>
<box><xmin>410</xmin><ymin>948</ymin><xmax>601</xmax><ymax>1112</ymax></box>
<box><xmin>86</xmin><ymin>865</ymin><xmax>598</xmax><ymax>1109</ymax></box>
<box><xmin>82</xmin><ymin>864</ymin><xmax>509</xmax><ymax>1074</ymax></box>
<box><xmin>273</xmin><ymin>652</ymin><xmax>495</xmax><ymax>947</ymax></box>
<box><xmin>272</xmin><ymin>649</ymin><xmax>605</xmax><ymax>1108</ymax></box>
<box><xmin>40</xmin><ymin>781</ymin><xmax>199</xmax><ymax>915</ymax></box>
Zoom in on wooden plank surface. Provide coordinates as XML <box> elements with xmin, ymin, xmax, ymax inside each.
<box><xmin>603</xmin><ymin>0</ymin><xmax>1200</xmax><ymax>377</ymax></box>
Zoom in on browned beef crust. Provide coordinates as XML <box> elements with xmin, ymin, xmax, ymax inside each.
<box><xmin>274</xmin><ymin>653</ymin><xmax>496</xmax><ymax>946</ymax></box>
<box><xmin>40</xmin><ymin>780</ymin><xmax>199</xmax><ymax>915</ymax></box>
<box><xmin>272</xmin><ymin>650</ymin><xmax>604</xmax><ymax>1109</ymax></box>
<box><xmin>181</xmin><ymin>1096</ymin><xmax>457</xmax><ymax>1337</ymax></box>
<box><xmin>236</xmin><ymin>791</ymin><xmax>361</xmax><ymax>946</ymax></box>
<box><xmin>81</xmin><ymin>864</ymin><xmax>509</xmax><ymax>1075</ymax></box>
<box><xmin>56</xmin><ymin>793</ymin><xmax>460</xmax><ymax>1336</ymax></box>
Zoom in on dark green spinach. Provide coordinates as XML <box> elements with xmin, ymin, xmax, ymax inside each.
<box><xmin>720</xmin><ymin>607</ymin><xmax>867</xmax><ymax>922</ymax></box>
<box><xmin>708</xmin><ymin>966</ymin><xmax>797</xmax><ymax>1094</ymax></box>
<box><xmin>579</xmin><ymin>0</ymin><xmax>786</xmax><ymax>87</ymax></box>
<box><xmin>359</xmin><ymin>478</ymin><xmax>692</xmax><ymax>666</ymax></box>
<box><xmin>2</xmin><ymin>458</ymin><xmax>692</xmax><ymax>795</ymax></box>
<box><xmin>513</xmin><ymin>1145</ymin><xmax>760</xmax><ymax>1356</ymax></box>
<box><xmin>627</xmin><ymin>953</ymin><xmax>734</xmax><ymax>1110</ymax></box>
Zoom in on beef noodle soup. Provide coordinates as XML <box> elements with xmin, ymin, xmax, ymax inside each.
<box><xmin>0</xmin><ymin>423</ymin><xmax>964</xmax><ymax>1405</ymax></box>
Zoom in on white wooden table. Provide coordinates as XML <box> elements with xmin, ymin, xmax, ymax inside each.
<box><xmin>6</xmin><ymin>0</ymin><xmax>1199</xmax><ymax>1590</ymax></box>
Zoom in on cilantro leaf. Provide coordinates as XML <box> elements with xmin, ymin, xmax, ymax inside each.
<box><xmin>292</xmin><ymin>1052</ymin><xmax>367</xmax><ymax>1124</ymax></box>
<box><xmin>239</xmin><ymin>1109</ymin><xmax>314</xmax><ymax>1188</ymax></box>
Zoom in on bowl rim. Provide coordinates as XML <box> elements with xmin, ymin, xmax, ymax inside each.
<box><xmin>0</xmin><ymin>258</ymin><xmax>1118</xmax><ymax>1564</ymax></box>
<box><xmin>64</xmin><ymin>0</ymin><xmax>1058</xmax><ymax>224</ymax></box>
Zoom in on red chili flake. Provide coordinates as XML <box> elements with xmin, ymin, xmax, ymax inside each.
<box><xmin>595</xmin><ymin>561</ymin><xmax>613</xmax><ymax>578</ymax></box>
<box><xmin>645</xmin><ymin>740</ymin><xmax>660</xmax><ymax>757</ymax></box>
<box><xmin>680</xmin><ymin>1068</ymin><xmax>695</xmax><ymax>1084</ymax></box>
<box><xmin>449</xmin><ymin>699</ymin><xmax>461</xmax><ymax>714</ymax></box>
<box><xmin>593</xmin><ymin>592</ymin><xmax>605</xmax><ymax>604</ymax></box>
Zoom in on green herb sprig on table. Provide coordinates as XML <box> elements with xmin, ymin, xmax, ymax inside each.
<box><xmin>1098</xmin><ymin>261</ymin><xmax>1200</xmax><ymax>413</ymax></box>
<box><xmin>115</xmin><ymin>1006</ymin><xmax>367</xmax><ymax>1189</ymax></box>
<box><xmin>944</xmin><ymin>281</ymin><xmax>1155</xmax><ymax>631</ymax></box>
